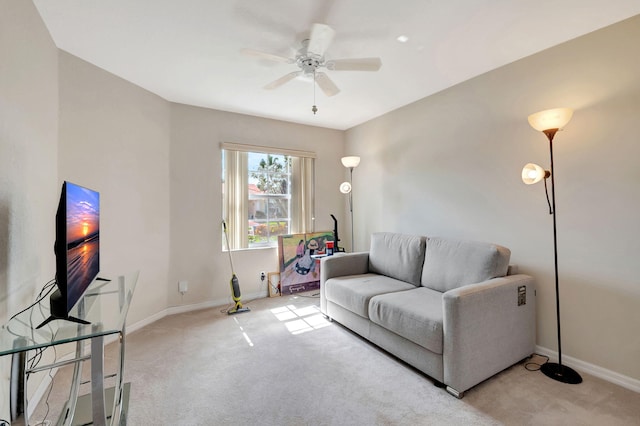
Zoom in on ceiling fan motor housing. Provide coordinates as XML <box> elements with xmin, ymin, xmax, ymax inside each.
<box><xmin>298</xmin><ymin>55</ymin><xmax>322</xmax><ymax>74</ymax></box>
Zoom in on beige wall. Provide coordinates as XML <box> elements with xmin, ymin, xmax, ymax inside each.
<box><xmin>0</xmin><ymin>0</ymin><xmax>59</xmax><ymax>418</ymax></box>
<box><xmin>346</xmin><ymin>16</ymin><xmax>640</xmax><ymax>382</ymax></box>
<box><xmin>169</xmin><ymin>104</ymin><xmax>345</xmax><ymax>307</ymax></box>
<box><xmin>57</xmin><ymin>52</ymin><xmax>172</xmax><ymax>325</ymax></box>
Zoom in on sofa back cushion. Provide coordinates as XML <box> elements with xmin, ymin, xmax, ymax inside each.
<box><xmin>369</xmin><ymin>233</ymin><xmax>426</xmax><ymax>286</ymax></box>
<box><xmin>421</xmin><ymin>237</ymin><xmax>511</xmax><ymax>292</ymax></box>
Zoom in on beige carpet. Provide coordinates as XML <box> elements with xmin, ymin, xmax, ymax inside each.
<box><xmin>34</xmin><ymin>292</ymin><xmax>640</xmax><ymax>425</ymax></box>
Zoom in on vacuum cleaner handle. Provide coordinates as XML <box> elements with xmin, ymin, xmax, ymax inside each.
<box><xmin>222</xmin><ymin>220</ymin><xmax>235</xmax><ymax>274</ymax></box>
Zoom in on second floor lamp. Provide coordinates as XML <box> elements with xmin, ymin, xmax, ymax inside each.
<box><xmin>340</xmin><ymin>156</ymin><xmax>360</xmax><ymax>252</ymax></box>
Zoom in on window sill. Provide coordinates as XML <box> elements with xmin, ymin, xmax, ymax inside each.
<box><xmin>223</xmin><ymin>246</ymin><xmax>277</xmax><ymax>253</ymax></box>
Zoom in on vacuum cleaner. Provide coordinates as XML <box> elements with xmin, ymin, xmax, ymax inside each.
<box><xmin>331</xmin><ymin>214</ymin><xmax>346</xmax><ymax>253</ymax></box>
<box><xmin>222</xmin><ymin>220</ymin><xmax>250</xmax><ymax>315</ymax></box>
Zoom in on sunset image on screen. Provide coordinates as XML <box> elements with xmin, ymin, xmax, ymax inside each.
<box><xmin>66</xmin><ymin>185</ymin><xmax>100</xmax><ymax>245</ymax></box>
<box><xmin>64</xmin><ymin>182</ymin><xmax>100</xmax><ymax>307</ymax></box>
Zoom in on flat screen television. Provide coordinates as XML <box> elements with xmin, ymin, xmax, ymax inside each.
<box><xmin>37</xmin><ymin>181</ymin><xmax>102</xmax><ymax>329</ymax></box>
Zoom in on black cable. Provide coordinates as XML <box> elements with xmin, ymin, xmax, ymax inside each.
<box><xmin>38</xmin><ymin>346</ymin><xmax>57</xmax><ymax>425</ymax></box>
<box><xmin>28</xmin><ymin>348</ymin><xmax>42</xmax><ymax>369</ymax></box>
<box><xmin>4</xmin><ymin>279</ymin><xmax>59</xmax><ymax>426</ymax></box>
<box><xmin>524</xmin><ymin>353</ymin><xmax>550</xmax><ymax>371</ymax></box>
<box><xmin>219</xmin><ymin>305</ymin><xmax>233</xmax><ymax>314</ymax></box>
<box><xmin>28</xmin><ymin>332</ymin><xmax>57</xmax><ymax>426</ymax></box>
<box><xmin>5</xmin><ymin>278</ymin><xmax>56</xmax><ymax>337</ymax></box>
<box><xmin>8</xmin><ymin>279</ymin><xmax>56</xmax><ymax>322</ymax></box>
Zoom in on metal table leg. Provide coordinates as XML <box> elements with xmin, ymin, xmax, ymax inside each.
<box><xmin>91</xmin><ymin>333</ymin><xmax>106</xmax><ymax>426</ymax></box>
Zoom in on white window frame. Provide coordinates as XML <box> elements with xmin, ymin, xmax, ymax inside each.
<box><xmin>221</xmin><ymin>142</ymin><xmax>316</xmax><ymax>250</ymax></box>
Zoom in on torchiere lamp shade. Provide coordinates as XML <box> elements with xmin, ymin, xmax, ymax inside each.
<box><xmin>528</xmin><ymin>108</ymin><xmax>573</xmax><ymax>132</ymax></box>
<box><xmin>341</xmin><ymin>156</ymin><xmax>361</xmax><ymax>168</ymax></box>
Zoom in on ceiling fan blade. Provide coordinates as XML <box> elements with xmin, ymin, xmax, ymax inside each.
<box><xmin>325</xmin><ymin>57</ymin><xmax>382</xmax><ymax>71</ymax></box>
<box><xmin>264</xmin><ymin>71</ymin><xmax>301</xmax><ymax>90</ymax></box>
<box><xmin>315</xmin><ymin>72</ymin><xmax>340</xmax><ymax>97</ymax></box>
<box><xmin>307</xmin><ymin>23</ymin><xmax>335</xmax><ymax>57</ymax></box>
<box><xmin>240</xmin><ymin>48</ymin><xmax>294</xmax><ymax>64</ymax></box>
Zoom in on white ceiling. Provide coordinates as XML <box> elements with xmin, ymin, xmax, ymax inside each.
<box><xmin>33</xmin><ymin>0</ymin><xmax>640</xmax><ymax>130</ymax></box>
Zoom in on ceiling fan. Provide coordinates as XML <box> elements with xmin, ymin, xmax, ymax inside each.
<box><xmin>241</xmin><ymin>23</ymin><xmax>382</xmax><ymax>98</ymax></box>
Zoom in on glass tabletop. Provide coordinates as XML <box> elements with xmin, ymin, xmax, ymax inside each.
<box><xmin>0</xmin><ymin>271</ymin><xmax>138</xmax><ymax>356</ymax></box>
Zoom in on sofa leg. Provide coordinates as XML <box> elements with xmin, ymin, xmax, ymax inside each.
<box><xmin>446</xmin><ymin>386</ymin><xmax>464</xmax><ymax>399</ymax></box>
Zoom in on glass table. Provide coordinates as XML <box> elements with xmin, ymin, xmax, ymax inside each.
<box><xmin>0</xmin><ymin>272</ymin><xmax>138</xmax><ymax>426</ymax></box>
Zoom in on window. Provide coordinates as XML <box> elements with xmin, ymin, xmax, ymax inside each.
<box><xmin>222</xmin><ymin>143</ymin><xmax>315</xmax><ymax>250</ymax></box>
<box><xmin>248</xmin><ymin>152</ymin><xmax>290</xmax><ymax>245</ymax></box>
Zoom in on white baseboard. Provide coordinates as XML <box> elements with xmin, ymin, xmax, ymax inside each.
<box><xmin>535</xmin><ymin>345</ymin><xmax>640</xmax><ymax>393</ymax></box>
<box><xmin>127</xmin><ymin>290</ymin><xmax>268</xmax><ymax>334</ymax></box>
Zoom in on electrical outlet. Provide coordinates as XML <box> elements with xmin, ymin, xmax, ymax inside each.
<box><xmin>179</xmin><ymin>280</ymin><xmax>188</xmax><ymax>294</ymax></box>
<box><xmin>260</xmin><ymin>271</ymin><xmax>266</xmax><ymax>281</ymax></box>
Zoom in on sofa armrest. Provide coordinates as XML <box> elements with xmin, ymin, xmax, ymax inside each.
<box><xmin>442</xmin><ymin>274</ymin><xmax>535</xmax><ymax>395</ymax></box>
<box><xmin>321</xmin><ymin>252</ymin><xmax>370</xmax><ymax>281</ymax></box>
<box><xmin>320</xmin><ymin>252</ymin><xmax>370</xmax><ymax>315</ymax></box>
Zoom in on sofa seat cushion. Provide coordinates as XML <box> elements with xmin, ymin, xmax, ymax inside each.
<box><xmin>324</xmin><ymin>273</ymin><xmax>416</xmax><ymax>318</ymax></box>
<box><xmin>369</xmin><ymin>287</ymin><xmax>444</xmax><ymax>354</ymax></box>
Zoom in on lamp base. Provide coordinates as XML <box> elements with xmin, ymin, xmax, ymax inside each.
<box><xmin>540</xmin><ymin>362</ymin><xmax>583</xmax><ymax>384</ymax></box>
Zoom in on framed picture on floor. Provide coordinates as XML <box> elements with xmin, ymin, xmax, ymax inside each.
<box><xmin>278</xmin><ymin>231</ymin><xmax>333</xmax><ymax>294</ymax></box>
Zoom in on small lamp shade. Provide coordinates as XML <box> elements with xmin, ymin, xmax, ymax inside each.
<box><xmin>521</xmin><ymin>163</ymin><xmax>548</xmax><ymax>185</ymax></box>
<box><xmin>341</xmin><ymin>156</ymin><xmax>361</xmax><ymax>168</ymax></box>
<box><xmin>339</xmin><ymin>181</ymin><xmax>352</xmax><ymax>194</ymax></box>
<box><xmin>528</xmin><ymin>108</ymin><xmax>573</xmax><ymax>132</ymax></box>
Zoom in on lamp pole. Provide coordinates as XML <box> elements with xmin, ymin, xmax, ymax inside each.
<box><xmin>348</xmin><ymin>166</ymin><xmax>354</xmax><ymax>252</ymax></box>
<box><xmin>539</xmin><ymin>128</ymin><xmax>582</xmax><ymax>384</ymax></box>
<box><xmin>547</xmin><ymin>130</ymin><xmax>563</xmax><ymax>366</ymax></box>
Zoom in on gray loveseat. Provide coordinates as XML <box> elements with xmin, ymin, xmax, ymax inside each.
<box><xmin>320</xmin><ymin>232</ymin><xmax>535</xmax><ymax>397</ymax></box>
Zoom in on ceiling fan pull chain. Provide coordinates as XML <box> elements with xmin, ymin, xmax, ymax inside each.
<box><xmin>312</xmin><ymin>70</ymin><xmax>318</xmax><ymax>115</ymax></box>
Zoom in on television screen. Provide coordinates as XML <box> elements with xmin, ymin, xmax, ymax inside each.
<box><xmin>64</xmin><ymin>181</ymin><xmax>100</xmax><ymax>310</ymax></box>
<box><xmin>37</xmin><ymin>181</ymin><xmax>100</xmax><ymax>329</ymax></box>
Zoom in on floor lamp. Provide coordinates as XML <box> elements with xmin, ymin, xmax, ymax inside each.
<box><xmin>340</xmin><ymin>156</ymin><xmax>360</xmax><ymax>252</ymax></box>
<box><xmin>522</xmin><ymin>107</ymin><xmax>582</xmax><ymax>384</ymax></box>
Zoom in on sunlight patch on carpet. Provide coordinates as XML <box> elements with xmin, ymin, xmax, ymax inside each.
<box><xmin>270</xmin><ymin>304</ymin><xmax>330</xmax><ymax>335</ymax></box>
<box><xmin>233</xmin><ymin>316</ymin><xmax>254</xmax><ymax>347</ymax></box>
